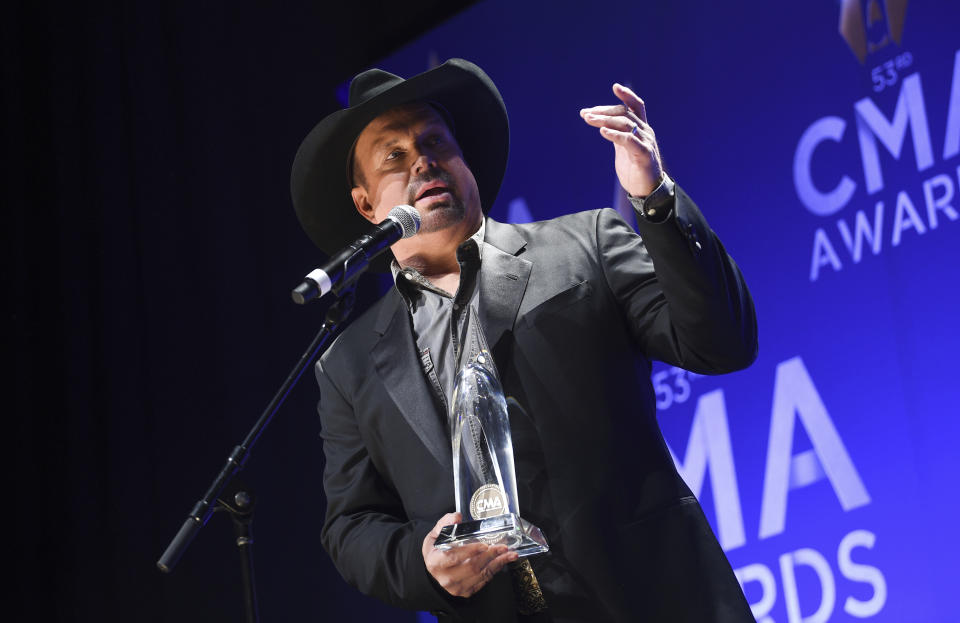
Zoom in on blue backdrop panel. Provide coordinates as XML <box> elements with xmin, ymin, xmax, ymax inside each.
<box><xmin>372</xmin><ymin>1</ymin><xmax>960</xmax><ymax>621</ymax></box>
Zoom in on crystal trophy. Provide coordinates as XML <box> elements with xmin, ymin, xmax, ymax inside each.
<box><xmin>433</xmin><ymin>351</ymin><xmax>549</xmax><ymax>558</ymax></box>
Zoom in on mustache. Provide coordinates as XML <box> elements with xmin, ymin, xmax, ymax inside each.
<box><xmin>407</xmin><ymin>169</ymin><xmax>457</xmax><ymax>203</ymax></box>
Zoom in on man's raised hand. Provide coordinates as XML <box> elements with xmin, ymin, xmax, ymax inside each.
<box><xmin>580</xmin><ymin>83</ymin><xmax>664</xmax><ymax>197</ymax></box>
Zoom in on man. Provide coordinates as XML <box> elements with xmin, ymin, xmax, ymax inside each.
<box><xmin>291</xmin><ymin>59</ymin><xmax>758</xmax><ymax>622</ymax></box>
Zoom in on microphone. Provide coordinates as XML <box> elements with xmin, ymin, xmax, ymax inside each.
<box><xmin>292</xmin><ymin>204</ymin><xmax>421</xmax><ymax>304</ymax></box>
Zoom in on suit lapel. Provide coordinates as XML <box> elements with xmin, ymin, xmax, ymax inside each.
<box><xmin>479</xmin><ymin>219</ymin><xmax>531</xmax><ymax>351</ymax></box>
<box><xmin>370</xmin><ymin>289</ymin><xmax>452</xmax><ymax>471</ymax></box>
<box><xmin>367</xmin><ymin>220</ymin><xmax>529</xmax><ymax>472</ymax></box>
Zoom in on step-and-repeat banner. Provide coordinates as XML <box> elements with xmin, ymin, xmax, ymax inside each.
<box><xmin>366</xmin><ymin>1</ymin><xmax>959</xmax><ymax>621</ymax></box>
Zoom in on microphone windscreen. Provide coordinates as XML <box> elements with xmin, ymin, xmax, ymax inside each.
<box><xmin>389</xmin><ymin>205</ymin><xmax>421</xmax><ymax>238</ymax></box>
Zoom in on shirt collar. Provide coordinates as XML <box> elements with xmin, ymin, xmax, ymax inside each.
<box><xmin>390</xmin><ymin>218</ymin><xmax>486</xmax><ymax>283</ymax></box>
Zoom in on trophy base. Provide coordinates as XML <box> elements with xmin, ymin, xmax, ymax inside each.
<box><xmin>433</xmin><ymin>513</ymin><xmax>549</xmax><ymax>558</ymax></box>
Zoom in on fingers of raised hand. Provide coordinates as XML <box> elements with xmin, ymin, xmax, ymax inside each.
<box><xmin>580</xmin><ymin>105</ymin><xmax>645</xmax><ymax>129</ymax></box>
<box><xmin>612</xmin><ymin>83</ymin><xmax>647</xmax><ymax>123</ymax></box>
<box><xmin>582</xmin><ymin>112</ymin><xmax>652</xmax><ymax>138</ymax></box>
<box><xmin>589</xmin><ymin>120</ymin><xmax>657</xmax><ymax>157</ymax></box>
<box><xmin>580</xmin><ymin>110</ymin><xmax>622</xmax><ymax>129</ymax></box>
<box><xmin>580</xmin><ymin>103</ymin><xmax>629</xmax><ymax>117</ymax></box>
<box><xmin>580</xmin><ymin>94</ymin><xmax>653</xmax><ymax>149</ymax></box>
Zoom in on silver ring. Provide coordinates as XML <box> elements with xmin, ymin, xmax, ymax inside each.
<box><xmin>631</xmin><ymin>123</ymin><xmax>641</xmax><ymax>137</ymax></box>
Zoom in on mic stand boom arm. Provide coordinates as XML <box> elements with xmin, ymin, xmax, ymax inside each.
<box><xmin>157</xmin><ymin>280</ymin><xmax>360</xmax><ymax>618</ymax></box>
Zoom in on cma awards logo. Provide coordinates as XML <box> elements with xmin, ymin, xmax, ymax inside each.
<box><xmin>663</xmin><ymin>356</ymin><xmax>883</xmax><ymax>622</ymax></box>
<box><xmin>790</xmin><ymin>3</ymin><xmax>960</xmax><ymax>282</ymax></box>
<box><xmin>838</xmin><ymin>0</ymin><xmax>907</xmax><ymax>64</ymax></box>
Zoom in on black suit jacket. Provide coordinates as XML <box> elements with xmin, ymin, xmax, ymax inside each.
<box><xmin>315</xmin><ymin>186</ymin><xmax>758</xmax><ymax>622</ymax></box>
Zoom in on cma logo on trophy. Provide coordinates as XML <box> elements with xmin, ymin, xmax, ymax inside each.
<box><xmin>470</xmin><ymin>484</ymin><xmax>507</xmax><ymax>519</ymax></box>
<box><xmin>839</xmin><ymin>0</ymin><xmax>908</xmax><ymax>64</ymax></box>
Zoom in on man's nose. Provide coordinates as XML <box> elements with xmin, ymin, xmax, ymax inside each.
<box><xmin>412</xmin><ymin>148</ymin><xmax>440</xmax><ymax>176</ymax></box>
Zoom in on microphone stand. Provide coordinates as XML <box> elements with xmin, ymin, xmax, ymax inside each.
<box><xmin>214</xmin><ymin>477</ymin><xmax>259</xmax><ymax>623</ymax></box>
<box><xmin>157</xmin><ymin>269</ymin><xmax>362</xmax><ymax>623</ymax></box>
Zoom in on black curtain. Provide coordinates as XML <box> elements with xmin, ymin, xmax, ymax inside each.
<box><xmin>8</xmin><ymin>2</ymin><xmax>472</xmax><ymax>620</ymax></box>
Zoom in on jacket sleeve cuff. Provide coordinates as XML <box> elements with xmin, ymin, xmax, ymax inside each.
<box><xmin>403</xmin><ymin>520</ymin><xmax>464</xmax><ymax>617</ymax></box>
<box><xmin>628</xmin><ymin>173</ymin><xmax>676</xmax><ymax>223</ymax></box>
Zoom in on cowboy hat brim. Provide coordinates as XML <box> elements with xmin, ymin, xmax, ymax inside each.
<box><xmin>290</xmin><ymin>58</ymin><xmax>509</xmax><ymax>270</ymax></box>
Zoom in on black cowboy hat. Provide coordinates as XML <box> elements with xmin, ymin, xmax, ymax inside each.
<box><xmin>290</xmin><ymin>58</ymin><xmax>509</xmax><ymax>268</ymax></box>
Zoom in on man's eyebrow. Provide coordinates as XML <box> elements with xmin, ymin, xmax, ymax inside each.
<box><xmin>369</xmin><ymin>120</ymin><xmax>448</xmax><ymax>151</ymax></box>
<box><xmin>368</xmin><ymin>121</ymin><xmax>410</xmax><ymax>151</ymax></box>
<box><xmin>370</xmin><ymin>136</ymin><xmax>401</xmax><ymax>152</ymax></box>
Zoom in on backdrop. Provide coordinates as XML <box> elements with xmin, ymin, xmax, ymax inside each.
<box><xmin>373</xmin><ymin>1</ymin><xmax>960</xmax><ymax>622</ymax></box>
<box><xmin>9</xmin><ymin>1</ymin><xmax>958</xmax><ymax>622</ymax></box>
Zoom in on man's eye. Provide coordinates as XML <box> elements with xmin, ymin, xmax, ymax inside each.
<box><xmin>385</xmin><ymin>149</ymin><xmax>404</xmax><ymax>161</ymax></box>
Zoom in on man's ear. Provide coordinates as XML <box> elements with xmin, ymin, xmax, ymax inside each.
<box><xmin>351</xmin><ymin>186</ymin><xmax>377</xmax><ymax>224</ymax></box>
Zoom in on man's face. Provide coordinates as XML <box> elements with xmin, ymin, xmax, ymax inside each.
<box><xmin>350</xmin><ymin>103</ymin><xmax>482</xmax><ymax>263</ymax></box>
